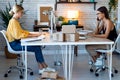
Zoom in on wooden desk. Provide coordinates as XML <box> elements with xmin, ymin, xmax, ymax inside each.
<box><xmin>33</xmin><ymin>25</ymin><xmax>84</xmax><ymax>31</ymax></box>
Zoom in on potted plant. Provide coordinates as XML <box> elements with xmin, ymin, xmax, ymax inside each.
<box><xmin>108</xmin><ymin>0</ymin><xmax>118</xmax><ymax>13</ymax></box>
<box><xmin>108</xmin><ymin>0</ymin><xmax>118</xmax><ymax>23</ymax></box>
<box><xmin>0</xmin><ymin>0</ymin><xmax>24</xmax><ymax>28</ymax></box>
<box><xmin>90</xmin><ymin>0</ymin><xmax>95</xmax><ymax>2</ymax></box>
<box><xmin>58</xmin><ymin>16</ymin><xmax>64</xmax><ymax>21</ymax></box>
<box><xmin>0</xmin><ymin>3</ymin><xmax>12</xmax><ymax>29</ymax></box>
<box><xmin>57</xmin><ymin>16</ymin><xmax>65</xmax><ymax>26</ymax></box>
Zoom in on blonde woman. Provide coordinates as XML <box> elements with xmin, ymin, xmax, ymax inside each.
<box><xmin>6</xmin><ymin>5</ymin><xmax>55</xmax><ymax>74</ymax></box>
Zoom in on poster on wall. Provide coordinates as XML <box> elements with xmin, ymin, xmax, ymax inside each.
<box><xmin>40</xmin><ymin>7</ymin><xmax>51</xmax><ymax>22</ymax></box>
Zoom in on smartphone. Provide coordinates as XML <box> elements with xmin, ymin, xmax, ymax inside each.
<box><xmin>97</xmin><ymin>17</ymin><xmax>100</xmax><ymax>21</ymax></box>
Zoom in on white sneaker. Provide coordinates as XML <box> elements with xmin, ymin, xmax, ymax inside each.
<box><xmin>44</xmin><ymin>67</ymin><xmax>56</xmax><ymax>72</ymax></box>
<box><xmin>99</xmin><ymin>55</ymin><xmax>104</xmax><ymax>59</ymax></box>
<box><xmin>39</xmin><ymin>68</ymin><xmax>45</xmax><ymax>75</ymax></box>
<box><xmin>94</xmin><ymin>58</ymin><xmax>103</xmax><ymax>66</ymax></box>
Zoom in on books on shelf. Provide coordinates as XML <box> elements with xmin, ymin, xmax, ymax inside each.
<box><xmin>68</xmin><ymin>0</ymin><xmax>80</xmax><ymax>2</ymax></box>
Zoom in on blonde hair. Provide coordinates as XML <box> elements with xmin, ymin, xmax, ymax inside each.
<box><xmin>9</xmin><ymin>5</ymin><xmax>24</xmax><ymax>15</ymax></box>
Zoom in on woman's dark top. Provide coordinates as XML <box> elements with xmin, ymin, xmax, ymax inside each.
<box><xmin>99</xmin><ymin>26</ymin><xmax>118</xmax><ymax>41</ymax></box>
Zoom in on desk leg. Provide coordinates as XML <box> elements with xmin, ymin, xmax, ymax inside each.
<box><xmin>61</xmin><ymin>45</ymin><xmax>74</xmax><ymax>80</ymax></box>
<box><xmin>68</xmin><ymin>45</ymin><xmax>74</xmax><ymax>80</ymax></box>
<box><xmin>61</xmin><ymin>45</ymin><xmax>68</xmax><ymax>80</ymax></box>
<box><xmin>25</xmin><ymin>46</ymin><xmax>27</xmax><ymax>80</ymax></box>
<box><xmin>109</xmin><ymin>44</ymin><xmax>112</xmax><ymax>80</ymax></box>
<box><xmin>107</xmin><ymin>44</ymin><xmax>112</xmax><ymax>80</ymax></box>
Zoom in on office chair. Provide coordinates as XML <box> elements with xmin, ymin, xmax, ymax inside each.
<box><xmin>0</xmin><ymin>30</ymin><xmax>33</xmax><ymax>79</ymax></box>
<box><xmin>115</xmin><ymin>22</ymin><xmax>120</xmax><ymax>54</ymax></box>
<box><xmin>89</xmin><ymin>33</ymin><xmax>120</xmax><ymax>77</ymax></box>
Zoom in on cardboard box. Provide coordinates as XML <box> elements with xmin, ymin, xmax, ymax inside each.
<box><xmin>62</xmin><ymin>25</ymin><xmax>76</xmax><ymax>33</ymax></box>
<box><xmin>52</xmin><ymin>32</ymin><xmax>65</xmax><ymax>42</ymax></box>
<box><xmin>52</xmin><ymin>32</ymin><xmax>79</xmax><ymax>42</ymax></box>
<box><xmin>57</xmin><ymin>76</ymin><xmax>65</xmax><ymax>80</ymax></box>
<box><xmin>65</xmin><ymin>33</ymin><xmax>79</xmax><ymax>42</ymax></box>
<box><xmin>41</xmin><ymin>71</ymin><xmax>58</xmax><ymax>79</ymax></box>
<box><xmin>36</xmin><ymin>76</ymin><xmax>65</xmax><ymax>80</ymax></box>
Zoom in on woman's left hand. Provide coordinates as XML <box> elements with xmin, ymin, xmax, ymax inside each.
<box><xmin>29</xmin><ymin>32</ymin><xmax>41</xmax><ymax>37</ymax></box>
<box><xmin>92</xmin><ymin>34</ymin><xmax>96</xmax><ymax>37</ymax></box>
<box><xmin>88</xmin><ymin>33</ymin><xmax>95</xmax><ymax>37</ymax></box>
<box><xmin>29</xmin><ymin>32</ymin><xmax>48</xmax><ymax>37</ymax></box>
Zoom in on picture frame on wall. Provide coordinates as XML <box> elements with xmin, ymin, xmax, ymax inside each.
<box><xmin>59</xmin><ymin>0</ymin><xmax>67</xmax><ymax>2</ymax></box>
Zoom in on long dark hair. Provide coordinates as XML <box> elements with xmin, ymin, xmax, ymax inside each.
<box><xmin>97</xmin><ymin>6</ymin><xmax>110</xmax><ymax>19</ymax></box>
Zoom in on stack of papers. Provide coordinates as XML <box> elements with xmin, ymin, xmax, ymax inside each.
<box><xmin>79</xmin><ymin>30</ymin><xmax>93</xmax><ymax>35</ymax></box>
<box><xmin>79</xmin><ymin>30</ymin><xmax>93</xmax><ymax>40</ymax></box>
<box><xmin>21</xmin><ymin>35</ymin><xmax>45</xmax><ymax>42</ymax></box>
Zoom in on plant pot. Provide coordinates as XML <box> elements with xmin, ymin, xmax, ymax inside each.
<box><xmin>58</xmin><ymin>21</ymin><xmax>63</xmax><ymax>26</ymax></box>
<box><xmin>90</xmin><ymin>0</ymin><xmax>95</xmax><ymax>2</ymax></box>
<box><xmin>4</xmin><ymin>46</ymin><xmax>17</xmax><ymax>59</ymax></box>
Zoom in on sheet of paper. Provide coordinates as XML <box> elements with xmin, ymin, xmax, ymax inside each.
<box><xmin>21</xmin><ymin>35</ymin><xmax>45</xmax><ymax>42</ymax></box>
<box><xmin>79</xmin><ymin>30</ymin><xmax>93</xmax><ymax>35</ymax></box>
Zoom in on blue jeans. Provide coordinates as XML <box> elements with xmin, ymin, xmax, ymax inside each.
<box><xmin>9</xmin><ymin>40</ymin><xmax>45</xmax><ymax>63</ymax></box>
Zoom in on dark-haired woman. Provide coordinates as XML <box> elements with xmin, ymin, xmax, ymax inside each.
<box><xmin>86</xmin><ymin>6</ymin><xmax>117</xmax><ymax>65</ymax></box>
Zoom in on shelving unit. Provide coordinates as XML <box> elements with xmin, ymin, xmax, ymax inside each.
<box><xmin>55</xmin><ymin>1</ymin><xmax>97</xmax><ymax>10</ymax></box>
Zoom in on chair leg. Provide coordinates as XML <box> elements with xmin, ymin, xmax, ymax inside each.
<box><xmin>89</xmin><ymin>53</ymin><xmax>118</xmax><ymax>77</ymax></box>
<box><xmin>4</xmin><ymin>66</ymin><xmax>23</xmax><ymax>78</ymax></box>
<box><xmin>4</xmin><ymin>54</ymin><xmax>33</xmax><ymax>79</ymax></box>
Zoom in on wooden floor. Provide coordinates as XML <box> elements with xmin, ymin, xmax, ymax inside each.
<box><xmin>0</xmin><ymin>51</ymin><xmax>120</xmax><ymax>80</ymax></box>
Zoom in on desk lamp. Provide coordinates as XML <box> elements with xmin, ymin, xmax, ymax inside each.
<box><xmin>67</xmin><ymin>10</ymin><xmax>79</xmax><ymax>25</ymax></box>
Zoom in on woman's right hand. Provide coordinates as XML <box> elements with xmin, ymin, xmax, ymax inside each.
<box><xmin>28</xmin><ymin>32</ymin><xmax>41</xmax><ymax>37</ymax></box>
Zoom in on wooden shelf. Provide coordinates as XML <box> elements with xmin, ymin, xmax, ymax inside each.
<box><xmin>55</xmin><ymin>2</ymin><xmax>97</xmax><ymax>10</ymax></box>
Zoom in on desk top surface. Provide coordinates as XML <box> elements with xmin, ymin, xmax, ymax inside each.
<box><xmin>34</xmin><ymin>25</ymin><xmax>83</xmax><ymax>28</ymax></box>
<box><xmin>21</xmin><ymin>33</ymin><xmax>114</xmax><ymax>46</ymax></box>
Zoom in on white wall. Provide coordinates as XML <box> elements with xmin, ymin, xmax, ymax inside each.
<box><xmin>118</xmin><ymin>0</ymin><xmax>120</xmax><ymax>23</ymax></box>
<box><xmin>0</xmin><ymin>0</ymin><xmax>110</xmax><ymax>52</ymax></box>
<box><xmin>57</xmin><ymin>0</ymin><xmax>109</xmax><ymax>30</ymax></box>
<box><xmin>0</xmin><ymin>0</ymin><xmax>109</xmax><ymax>31</ymax></box>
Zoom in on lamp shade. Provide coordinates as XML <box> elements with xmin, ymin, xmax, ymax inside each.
<box><xmin>67</xmin><ymin>10</ymin><xmax>79</xmax><ymax>19</ymax></box>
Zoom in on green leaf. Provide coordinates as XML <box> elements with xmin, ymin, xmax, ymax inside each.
<box><xmin>108</xmin><ymin>0</ymin><xmax>118</xmax><ymax>13</ymax></box>
<box><xmin>0</xmin><ymin>4</ymin><xmax>12</xmax><ymax>28</ymax></box>
<box><xmin>0</xmin><ymin>0</ymin><xmax>24</xmax><ymax>28</ymax></box>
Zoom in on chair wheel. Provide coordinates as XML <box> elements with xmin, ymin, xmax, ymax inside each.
<box><xmin>105</xmin><ymin>57</ymin><xmax>107</xmax><ymax>60</ymax></box>
<box><xmin>102</xmin><ymin>68</ymin><xmax>106</xmax><ymax>71</ymax></box>
<box><xmin>20</xmin><ymin>75</ymin><xmax>24</xmax><ymax>79</ymax></box>
<box><xmin>95</xmin><ymin>73</ymin><xmax>99</xmax><ymax>77</ymax></box>
<box><xmin>8</xmin><ymin>70</ymin><xmax>11</xmax><ymax>73</ymax></box>
<box><xmin>30</xmin><ymin>72</ymin><xmax>33</xmax><ymax>75</ymax></box>
<box><xmin>111</xmin><ymin>74</ymin><xmax>114</xmax><ymax>77</ymax></box>
<box><xmin>114</xmin><ymin>70</ymin><xmax>118</xmax><ymax>73</ymax></box>
<box><xmin>90</xmin><ymin>69</ymin><xmax>94</xmax><ymax>72</ymax></box>
<box><xmin>88</xmin><ymin>60</ymin><xmax>93</xmax><ymax>65</ymax></box>
<box><xmin>54</xmin><ymin>61</ymin><xmax>62</xmax><ymax>66</ymax></box>
<box><xmin>4</xmin><ymin>74</ymin><xmax>8</xmax><ymax>77</ymax></box>
<box><xmin>22</xmin><ymin>69</ymin><xmax>25</xmax><ymax>72</ymax></box>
